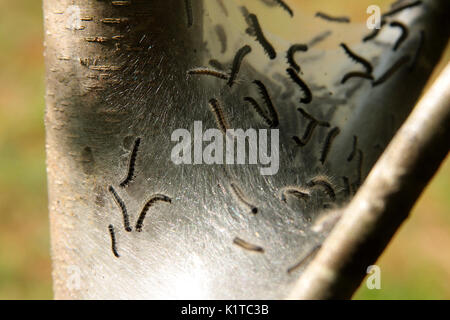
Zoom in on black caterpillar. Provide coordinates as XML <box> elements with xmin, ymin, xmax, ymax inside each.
<box><xmin>135</xmin><ymin>194</ymin><xmax>172</xmax><ymax>232</ymax></box>
<box><xmin>228</xmin><ymin>45</ymin><xmax>252</xmax><ymax>87</ymax></box>
<box><xmin>287</xmin><ymin>44</ymin><xmax>308</xmax><ymax>73</ymax></box>
<box><xmin>340</xmin><ymin>43</ymin><xmax>373</xmax><ymax>74</ymax></box>
<box><xmin>108</xmin><ymin>185</ymin><xmax>132</xmax><ymax>232</ymax></box>
<box><xmin>247</xmin><ymin>13</ymin><xmax>276</xmax><ymax>60</ymax></box>
<box><xmin>286</xmin><ymin>68</ymin><xmax>312</xmax><ymax>104</ymax></box>
<box><xmin>119</xmin><ymin>137</ymin><xmax>141</xmax><ymax>188</ymax></box>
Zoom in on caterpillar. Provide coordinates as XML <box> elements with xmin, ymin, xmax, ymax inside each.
<box><xmin>240</xmin><ymin>6</ymin><xmax>253</xmax><ymax>35</ymax></box>
<box><xmin>297</xmin><ymin>108</ymin><xmax>329</xmax><ymax>127</ymax></box>
<box><xmin>363</xmin><ymin>22</ymin><xmax>385</xmax><ymax>42</ymax></box>
<box><xmin>320</xmin><ymin>127</ymin><xmax>341</xmax><ymax>165</ymax></box>
<box><xmin>184</xmin><ymin>0</ymin><xmax>193</xmax><ymax>27</ymax></box>
<box><xmin>247</xmin><ymin>13</ymin><xmax>277</xmax><ymax>60</ymax></box>
<box><xmin>253</xmin><ymin>80</ymin><xmax>279</xmax><ymax>127</ymax></box>
<box><xmin>208</xmin><ymin>98</ymin><xmax>231</xmax><ymax>135</ymax></box>
<box><xmin>119</xmin><ymin>137</ymin><xmax>140</xmax><ymax>188</ymax></box>
<box><xmin>135</xmin><ymin>194</ymin><xmax>172</xmax><ymax>232</ymax></box>
<box><xmin>216</xmin><ymin>0</ymin><xmax>228</xmax><ymax>16</ymax></box>
<box><xmin>293</xmin><ymin>121</ymin><xmax>321</xmax><ymax>147</ymax></box>
<box><xmin>356</xmin><ymin>149</ymin><xmax>364</xmax><ymax>188</ymax></box>
<box><xmin>108</xmin><ymin>185</ymin><xmax>132</xmax><ymax>232</ymax></box>
<box><xmin>373</xmin><ymin>55</ymin><xmax>411</xmax><ymax>86</ymax></box>
<box><xmin>307</xmin><ymin>176</ymin><xmax>336</xmax><ymax>201</ymax></box>
<box><xmin>215</xmin><ymin>25</ymin><xmax>227</xmax><ymax>54</ymax></box>
<box><xmin>315</xmin><ymin>12</ymin><xmax>350</xmax><ymax>23</ymax></box>
<box><xmin>280</xmin><ymin>186</ymin><xmax>311</xmax><ymax>203</ymax></box>
<box><xmin>244</xmin><ymin>97</ymin><xmax>273</xmax><ymax>128</ymax></box>
<box><xmin>382</xmin><ymin>0</ymin><xmax>422</xmax><ymax>19</ymax></box>
<box><xmin>111</xmin><ymin>1</ymin><xmax>130</xmax><ymax>7</ymax></box>
<box><xmin>308</xmin><ymin>30</ymin><xmax>332</xmax><ymax>47</ymax></box>
<box><xmin>341</xmin><ymin>72</ymin><xmax>374</xmax><ymax>84</ymax></box>
<box><xmin>233</xmin><ymin>237</ymin><xmax>265</xmax><ymax>253</ymax></box>
<box><xmin>340</xmin><ymin>43</ymin><xmax>373</xmax><ymax>74</ymax></box>
<box><xmin>274</xmin><ymin>0</ymin><xmax>293</xmax><ymax>17</ymax></box>
<box><xmin>286</xmin><ymin>44</ymin><xmax>308</xmax><ymax>73</ymax></box>
<box><xmin>287</xmin><ymin>244</ymin><xmax>321</xmax><ymax>274</ymax></box>
<box><xmin>230</xmin><ymin>182</ymin><xmax>258</xmax><ymax>214</ymax></box>
<box><xmin>187</xmin><ymin>67</ymin><xmax>229</xmax><ymax>80</ymax></box>
<box><xmin>347</xmin><ymin>135</ymin><xmax>358</xmax><ymax>162</ymax></box>
<box><xmin>409</xmin><ymin>30</ymin><xmax>425</xmax><ymax>71</ymax></box>
<box><xmin>286</xmin><ymin>68</ymin><xmax>312</xmax><ymax>104</ymax></box>
<box><xmin>342</xmin><ymin>176</ymin><xmax>352</xmax><ymax>198</ymax></box>
<box><xmin>108</xmin><ymin>224</ymin><xmax>120</xmax><ymax>258</ymax></box>
<box><xmin>390</xmin><ymin>21</ymin><xmax>409</xmax><ymax>51</ymax></box>
<box><xmin>228</xmin><ymin>45</ymin><xmax>252</xmax><ymax>87</ymax></box>
<box><xmin>292</xmin><ymin>131</ymin><xmax>313</xmax><ymax>147</ymax></box>
<box><xmin>293</xmin><ymin>108</ymin><xmax>329</xmax><ymax>146</ymax></box>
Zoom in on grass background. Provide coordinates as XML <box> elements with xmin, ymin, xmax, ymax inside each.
<box><xmin>0</xmin><ymin>0</ymin><xmax>448</xmax><ymax>299</ymax></box>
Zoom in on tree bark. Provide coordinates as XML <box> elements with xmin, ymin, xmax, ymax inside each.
<box><xmin>43</xmin><ymin>0</ymin><xmax>449</xmax><ymax>299</ymax></box>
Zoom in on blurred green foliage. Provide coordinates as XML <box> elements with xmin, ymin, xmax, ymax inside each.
<box><xmin>0</xmin><ymin>0</ymin><xmax>447</xmax><ymax>299</ymax></box>
<box><xmin>0</xmin><ymin>0</ymin><xmax>51</xmax><ymax>299</ymax></box>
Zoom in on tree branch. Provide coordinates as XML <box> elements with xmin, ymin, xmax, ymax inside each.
<box><xmin>289</xmin><ymin>62</ymin><xmax>450</xmax><ymax>300</ymax></box>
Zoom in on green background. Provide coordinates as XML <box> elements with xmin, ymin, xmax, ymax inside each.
<box><xmin>0</xmin><ymin>0</ymin><xmax>448</xmax><ymax>299</ymax></box>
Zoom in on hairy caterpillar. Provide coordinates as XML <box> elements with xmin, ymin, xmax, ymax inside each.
<box><xmin>215</xmin><ymin>25</ymin><xmax>227</xmax><ymax>54</ymax></box>
<box><xmin>320</xmin><ymin>127</ymin><xmax>341</xmax><ymax>165</ymax></box>
<box><xmin>228</xmin><ymin>45</ymin><xmax>252</xmax><ymax>87</ymax></box>
<box><xmin>363</xmin><ymin>20</ymin><xmax>387</xmax><ymax>42</ymax></box>
<box><xmin>355</xmin><ymin>149</ymin><xmax>364</xmax><ymax>188</ymax></box>
<box><xmin>247</xmin><ymin>14</ymin><xmax>276</xmax><ymax>60</ymax></box>
<box><xmin>274</xmin><ymin>0</ymin><xmax>293</xmax><ymax>17</ymax></box>
<box><xmin>108</xmin><ymin>185</ymin><xmax>132</xmax><ymax>232</ymax></box>
<box><xmin>342</xmin><ymin>176</ymin><xmax>352</xmax><ymax>197</ymax></box>
<box><xmin>382</xmin><ymin>0</ymin><xmax>422</xmax><ymax>19</ymax></box>
<box><xmin>341</xmin><ymin>72</ymin><xmax>374</xmax><ymax>84</ymax></box>
<box><xmin>297</xmin><ymin>108</ymin><xmax>329</xmax><ymax>126</ymax></box>
<box><xmin>135</xmin><ymin>194</ymin><xmax>172</xmax><ymax>232</ymax></box>
<box><xmin>108</xmin><ymin>224</ymin><xmax>120</xmax><ymax>258</ymax></box>
<box><xmin>119</xmin><ymin>137</ymin><xmax>140</xmax><ymax>188</ymax></box>
<box><xmin>230</xmin><ymin>182</ymin><xmax>258</xmax><ymax>215</ymax></box>
<box><xmin>244</xmin><ymin>97</ymin><xmax>273</xmax><ymax>128</ymax></box>
<box><xmin>233</xmin><ymin>237</ymin><xmax>265</xmax><ymax>253</ymax></box>
<box><xmin>208</xmin><ymin>98</ymin><xmax>231</xmax><ymax>135</ymax></box>
<box><xmin>286</xmin><ymin>68</ymin><xmax>312</xmax><ymax>104</ymax></box>
<box><xmin>293</xmin><ymin>108</ymin><xmax>330</xmax><ymax>147</ymax></box>
<box><xmin>340</xmin><ymin>43</ymin><xmax>373</xmax><ymax>74</ymax></box>
<box><xmin>280</xmin><ymin>186</ymin><xmax>311</xmax><ymax>203</ymax></box>
<box><xmin>253</xmin><ymin>80</ymin><xmax>279</xmax><ymax>127</ymax></box>
<box><xmin>307</xmin><ymin>176</ymin><xmax>336</xmax><ymax>201</ymax></box>
<box><xmin>315</xmin><ymin>12</ymin><xmax>350</xmax><ymax>23</ymax></box>
<box><xmin>287</xmin><ymin>244</ymin><xmax>321</xmax><ymax>274</ymax></box>
<box><xmin>390</xmin><ymin>21</ymin><xmax>409</xmax><ymax>51</ymax></box>
<box><xmin>347</xmin><ymin>136</ymin><xmax>358</xmax><ymax>162</ymax></box>
<box><xmin>410</xmin><ymin>30</ymin><xmax>425</xmax><ymax>71</ymax></box>
<box><xmin>184</xmin><ymin>0</ymin><xmax>193</xmax><ymax>27</ymax></box>
<box><xmin>287</xmin><ymin>44</ymin><xmax>308</xmax><ymax>73</ymax></box>
<box><xmin>187</xmin><ymin>67</ymin><xmax>229</xmax><ymax>80</ymax></box>
<box><xmin>373</xmin><ymin>55</ymin><xmax>411</xmax><ymax>86</ymax></box>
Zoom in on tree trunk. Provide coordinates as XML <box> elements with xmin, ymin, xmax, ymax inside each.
<box><xmin>43</xmin><ymin>0</ymin><xmax>449</xmax><ymax>299</ymax></box>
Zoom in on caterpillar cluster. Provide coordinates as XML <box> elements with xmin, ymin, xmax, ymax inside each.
<box><xmin>247</xmin><ymin>13</ymin><xmax>276</xmax><ymax>60</ymax></box>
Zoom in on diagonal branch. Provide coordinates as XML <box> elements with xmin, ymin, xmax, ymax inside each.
<box><xmin>289</xmin><ymin>62</ymin><xmax>450</xmax><ymax>300</ymax></box>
